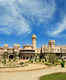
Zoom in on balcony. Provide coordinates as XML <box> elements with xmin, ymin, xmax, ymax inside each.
<box><xmin>20</xmin><ymin>49</ymin><xmax>35</xmax><ymax>54</ymax></box>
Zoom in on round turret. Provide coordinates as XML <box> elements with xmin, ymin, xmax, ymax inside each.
<box><xmin>32</xmin><ymin>34</ymin><xmax>36</xmax><ymax>39</ymax></box>
<box><xmin>4</xmin><ymin>44</ymin><xmax>8</xmax><ymax>48</ymax></box>
<box><xmin>14</xmin><ymin>44</ymin><xmax>20</xmax><ymax>49</ymax></box>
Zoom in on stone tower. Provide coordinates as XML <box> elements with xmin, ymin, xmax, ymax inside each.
<box><xmin>48</xmin><ymin>40</ymin><xmax>55</xmax><ymax>48</ymax></box>
<box><xmin>32</xmin><ymin>34</ymin><xmax>36</xmax><ymax>50</ymax></box>
<box><xmin>4</xmin><ymin>44</ymin><xmax>8</xmax><ymax>49</ymax></box>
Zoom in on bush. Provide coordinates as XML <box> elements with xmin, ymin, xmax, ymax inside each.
<box><xmin>2</xmin><ymin>59</ymin><xmax>6</xmax><ymax>64</ymax></box>
<box><xmin>31</xmin><ymin>60</ymin><xmax>33</xmax><ymax>63</ymax></box>
<box><xmin>61</xmin><ymin>62</ymin><xmax>64</xmax><ymax>67</ymax></box>
<box><xmin>61</xmin><ymin>59</ymin><xmax>65</xmax><ymax>68</ymax></box>
<box><xmin>19</xmin><ymin>62</ymin><xmax>24</xmax><ymax>65</ymax></box>
<box><xmin>41</xmin><ymin>59</ymin><xmax>45</xmax><ymax>63</ymax></box>
<box><xmin>45</xmin><ymin>62</ymin><xmax>56</xmax><ymax>66</ymax></box>
<box><xmin>48</xmin><ymin>54</ymin><xmax>57</xmax><ymax>64</ymax></box>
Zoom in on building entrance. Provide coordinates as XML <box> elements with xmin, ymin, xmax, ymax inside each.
<box><xmin>9</xmin><ymin>55</ymin><xmax>14</xmax><ymax>59</ymax></box>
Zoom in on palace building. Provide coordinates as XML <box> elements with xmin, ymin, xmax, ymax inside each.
<box><xmin>41</xmin><ymin>40</ymin><xmax>66</xmax><ymax>59</ymax></box>
<box><xmin>0</xmin><ymin>34</ymin><xmax>66</xmax><ymax>60</ymax></box>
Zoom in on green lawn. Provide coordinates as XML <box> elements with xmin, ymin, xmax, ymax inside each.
<box><xmin>40</xmin><ymin>73</ymin><xmax>66</xmax><ymax>80</ymax></box>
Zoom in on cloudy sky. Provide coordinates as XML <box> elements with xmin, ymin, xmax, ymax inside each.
<box><xmin>0</xmin><ymin>0</ymin><xmax>65</xmax><ymax>47</ymax></box>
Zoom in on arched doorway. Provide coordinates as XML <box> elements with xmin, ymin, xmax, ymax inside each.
<box><xmin>9</xmin><ymin>54</ymin><xmax>14</xmax><ymax>59</ymax></box>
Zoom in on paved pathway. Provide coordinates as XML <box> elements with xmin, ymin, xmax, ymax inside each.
<box><xmin>0</xmin><ymin>66</ymin><xmax>66</xmax><ymax>80</ymax></box>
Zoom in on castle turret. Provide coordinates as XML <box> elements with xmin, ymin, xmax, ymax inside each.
<box><xmin>32</xmin><ymin>34</ymin><xmax>36</xmax><ymax>50</ymax></box>
<box><xmin>48</xmin><ymin>40</ymin><xmax>55</xmax><ymax>48</ymax></box>
<box><xmin>4</xmin><ymin>44</ymin><xmax>8</xmax><ymax>49</ymax></box>
<box><xmin>14</xmin><ymin>44</ymin><xmax>20</xmax><ymax>49</ymax></box>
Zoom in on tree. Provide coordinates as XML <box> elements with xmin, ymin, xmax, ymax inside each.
<box><xmin>2</xmin><ymin>52</ymin><xmax>8</xmax><ymax>64</ymax></box>
<box><xmin>48</xmin><ymin>53</ymin><xmax>57</xmax><ymax>64</ymax></box>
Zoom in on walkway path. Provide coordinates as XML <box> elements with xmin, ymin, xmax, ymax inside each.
<box><xmin>0</xmin><ymin>66</ymin><xmax>66</xmax><ymax>80</ymax></box>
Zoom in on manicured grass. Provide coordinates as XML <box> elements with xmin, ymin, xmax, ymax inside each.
<box><xmin>40</xmin><ymin>73</ymin><xmax>66</xmax><ymax>80</ymax></box>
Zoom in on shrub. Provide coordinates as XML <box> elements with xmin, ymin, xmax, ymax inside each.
<box><xmin>48</xmin><ymin>54</ymin><xmax>57</xmax><ymax>64</ymax></box>
<box><xmin>61</xmin><ymin>59</ymin><xmax>65</xmax><ymax>68</ymax></box>
<box><xmin>3</xmin><ymin>59</ymin><xmax>6</xmax><ymax>64</ymax></box>
<box><xmin>19</xmin><ymin>62</ymin><xmax>24</xmax><ymax>65</ymax></box>
<box><xmin>31</xmin><ymin>60</ymin><xmax>33</xmax><ymax>63</ymax></box>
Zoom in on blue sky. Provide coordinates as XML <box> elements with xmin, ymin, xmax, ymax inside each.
<box><xmin>0</xmin><ymin>0</ymin><xmax>66</xmax><ymax>48</ymax></box>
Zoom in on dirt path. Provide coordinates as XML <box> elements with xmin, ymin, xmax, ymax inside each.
<box><xmin>0</xmin><ymin>66</ymin><xmax>66</xmax><ymax>80</ymax></box>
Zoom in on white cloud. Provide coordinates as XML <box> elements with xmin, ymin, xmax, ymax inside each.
<box><xmin>0</xmin><ymin>0</ymin><xmax>56</xmax><ymax>35</ymax></box>
<box><xmin>48</xmin><ymin>16</ymin><xmax>66</xmax><ymax>36</ymax></box>
<box><xmin>17</xmin><ymin>0</ymin><xmax>56</xmax><ymax>23</ymax></box>
<box><xmin>0</xmin><ymin>0</ymin><xmax>31</xmax><ymax>35</ymax></box>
